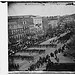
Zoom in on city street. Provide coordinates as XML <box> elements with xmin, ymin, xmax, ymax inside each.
<box><xmin>8</xmin><ymin>2</ymin><xmax>75</xmax><ymax>73</ymax></box>
<box><xmin>14</xmin><ymin>32</ymin><xmax>75</xmax><ymax>71</ymax></box>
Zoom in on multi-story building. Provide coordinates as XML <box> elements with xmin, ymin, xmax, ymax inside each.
<box><xmin>42</xmin><ymin>16</ymin><xmax>60</xmax><ymax>35</ymax></box>
<box><xmin>62</xmin><ymin>17</ymin><xmax>74</xmax><ymax>23</ymax></box>
<box><xmin>32</xmin><ymin>16</ymin><xmax>43</xmax><ymax>30</ymax></box>
<box><xmin>48</xmin><ymin>19</ymin><xmax>58</xmax><ymax>28</ymax></box>
<box><xmin>31</xmin><ymin>16</ymin><xmax>44</xmax><ymax>35</ymax></box>
<box><xmin>47</xmin><ymin>16</ymin><xmax>59</xmax><ymax>29</ymax></box>
<box><xmin>8</xmin><ymin>15</ymin><xmax>33</xmax><ymax>42</ymax></box>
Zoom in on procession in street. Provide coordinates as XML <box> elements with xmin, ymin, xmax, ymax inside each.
<box><xmin>8</xmin><ymin>2</ymin><xmax>75</xmax><ymax>72</ymax></box>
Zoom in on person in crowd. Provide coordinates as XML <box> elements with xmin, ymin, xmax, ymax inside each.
<box><xmin>42</xmin><ymin>57</ymin><xmax>46</xmax><ymax>63</ymax></box>
<box><xmin>47</xmin><ymin>58</ymin><xmax>51</xmax><ymax>64</ymax></box>
<box><xmin>54</xmin><ymin>50</ymin><xmax>58</xmax><ymax>56</ymax></box>
<box><xmin>45</xmin><ymin>54</ymin><xmax>50</xmax><ymax>62</ymax></box>
<box><xmin>56</xmin><ymin>58</ymin><xmax>59</xmax><ymax>62</ymax></box>
<box><xmin>50</xmin><ymin>52</ymin><xmax>54</xmax><ymax>57</ymax></box>
<box><xmin>62</xmin><ymin>45</ymin><xmax>65</xmax><ymax>50</ymax></box>
<box><xmin>36</xmin><ymin>62</ymin><xmax>40</xmax><ymax>68</ymax></box>
<box><xmin>55</xmin><ymin>55</ymin><xmax>59</xmax><ymax>63</ymax></box>
<box><xmin>61</xmin><ymin>48</ymin><xmax>64</xmax><ymax>53</ymax></box>
<box><xmin>58</xmin><ymin>48</ymin><xmax>61</xmax><ymax>53</ymax></box>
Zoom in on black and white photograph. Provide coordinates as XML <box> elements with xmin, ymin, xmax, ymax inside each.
<box><xmin>7</xmin><ymin>1</ymin><xmax>75</xmax><ymax>74</ymax></box>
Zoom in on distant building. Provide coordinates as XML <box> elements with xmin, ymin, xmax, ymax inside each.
<box><xmin>48</xmin><ymin>19</ymin><xmax>58</xmax><ymax>28</ymax></box>
<box><xmin>32</xmin><ymin>16</ymin><xmax>43</xmax><ymax>30</ymax></box>
<box><xmin>42</xmin><ymin>17</ymin><xmax>49</xmax><ymax>35</ymax></box>
<box><xmin>42</xmin><ymin>16</ymin><xmax>59</xmax><ymax>35</ymax></box>
<box><xmin>31</xmin><ymin>16</ymin><xmax>44</xmax><ymax>35</ymax></box>
<box><xmin>63</xmin><ymin>17</ymin><xmax>74</xmax><ymax>23</ymax></box>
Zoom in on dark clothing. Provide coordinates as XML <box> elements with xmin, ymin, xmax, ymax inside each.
<box><xmin>50</xmin><ymin>53</ymin><xmax>54</xmax><ymax>57</ymax></box>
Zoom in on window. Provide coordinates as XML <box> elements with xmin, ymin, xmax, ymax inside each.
<box><xmin>23</xmin><ymin>21</ymin><xmax>26</xmax><ymax>24</ymax></box>
<box><xmin>12</xmin><ymin>30</ymin><xmax>13</xmax><ymax>35</ymax></box>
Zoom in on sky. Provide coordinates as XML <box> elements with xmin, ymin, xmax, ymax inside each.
<box><xmin>8</xmin><ymin>3</ymin><xmax>75</xmax><ymax>16</ymax></box>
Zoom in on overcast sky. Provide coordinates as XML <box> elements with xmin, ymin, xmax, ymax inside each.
<box><xmin>8</xmin><ymin>3</ymin><xmax>75</xmax><ymax>16</ymax></box>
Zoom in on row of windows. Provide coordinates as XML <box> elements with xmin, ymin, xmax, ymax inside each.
<box><xmin>12</xmin><ymin>29</ymin><xmax>24</xmax><ymax>35</ymax></box>
<box><xmin>8</xmin><ymin>20</ymin><xmax>27</xmax><ymax>29</ymax></box>
<box><xmin>9</xmin><ymin>24</ymin><xmax>28</xmax><ymax>29</ymax></box>
<box><xmin>10</xmin><ymin>34</ymin><xmax>25</xmax><ymax>40</ymax></box>
<box><xmin>9</xmin><ymin>27</ymin><xmax>29</xmax><ymax>35</ymax></box>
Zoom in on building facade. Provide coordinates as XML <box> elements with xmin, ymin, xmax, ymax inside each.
<box><xmin>8</xmin><ymin>15</ymin><xmax>45</xmax><ymax>43</ymax></box>
<box><xmin>32</xmin><ymin>16</ymin><xmax>43</xmax><ymax>30</ymax></box>
<box><xmin>8</xmin><ymin>16</ymin><xmax>33</xmax><ymax>42</ymax></box>
<box><xmin>48</xmin><ymin>19</ymin><xmax>58</xmax><ymax>28</ymax></box>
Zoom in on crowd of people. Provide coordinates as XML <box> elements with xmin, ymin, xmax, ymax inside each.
<box><xmin>26</xmin><ymin>35</ymin><xmax>74</xmax><ymax>71</ymax></box>
<box><xmin>9</xmin><ymin>63</ymin><xmax>19</xmax><ymax>71</ymax></box>
<box><xmin>18</xmin><ymin>49</ymin><xmax>45</xmax><ymax>54</ymax></box>
<box><xmin>9</xmin><ymin>55</ymin><xmax>34</xmax><ymax>61</ymax></box>
<box><xmin>29</xmin><ymin>44</ymin><xmax>57</xmax><ymax>48</ymax></box>
<box><xmin>8</xmin><ymin>33</ymin><xmax>47</xmax><ymax>57</ymax></box>
<box><xmin>8</xmin><ymin>25</ymin><xmax>72</xmax><ymax>57</ymax></box>
<box><xmin>26</xmin><ymin>44</ymin><xmax>72</xmax><ymax>71</ymax></box>
<box><xmin>27</xmin><ymin>55</ymin><xmax>52</xmax><ymax>71</ymax></box>
<box><xmin>8</xmin><ymin>24</ymin><xmax>75</xmax><ymax>71</ymax></box>
<box><xmin>27</xmin><ymin>51</ymin><xmax>60</xmax><ymax>71</ymax></box>
<box><xmin>9</xmin><ymin>41</ymin><xmax>75</xmax><ymax>71</ymax></box>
